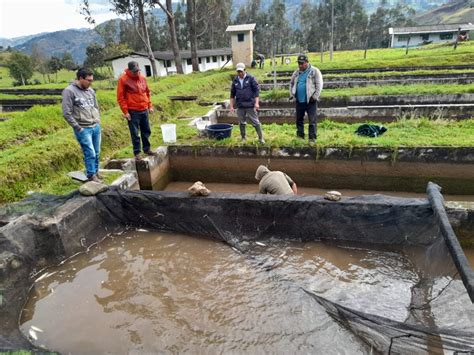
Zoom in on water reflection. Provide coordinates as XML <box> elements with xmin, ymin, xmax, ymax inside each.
<box><xmin>20</xmin><ymin>231</ymin><xmax>472</xmax><ymax>354</ymax></box>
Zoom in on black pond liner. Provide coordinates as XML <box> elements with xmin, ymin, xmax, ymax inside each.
<box><xmin>1</xmin><ymin>182</ymin><xmax>474</xmax><ymax>353</ymax></box>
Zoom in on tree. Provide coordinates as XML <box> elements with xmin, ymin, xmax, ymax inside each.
<box><xmin>367</xmin><ymin>0</ymin><xmax>416</xmax><ymax>49</ymax></box>
<box><xmin>6</xmin><ymin>52</ymin><xmax>34</xmax><ymax>86</ymax></box>
<box><xmin>48</xmin><ymin>56</ymin><xmax>63</xmax><ymax>82</ymax></box>
<box><xmin>81</xmin><ymin>0</ymin><xmax>159</xmax><ymax>77</ymax></box>
<box><xmin>186</xmin><ymin>0</ymin><xmax>199</xmax><ymax>71</ymax></box>
<box><xmin>154</xmin><ymin>0</ymin><xmax>184</xmax><ymax>74</ymax></box>
<box><xmin>62</xmin><ymin>52</ymin><xmax>77</xmax><ymax>71</ymax></box>
<box><xmin>83</xmin><ymin>43</ymin><xmax>106</xmax><ymax>69</ymax></box>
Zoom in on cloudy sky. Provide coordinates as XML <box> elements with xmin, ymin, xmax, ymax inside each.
<box><xmin>0</xmin><ymin>0</ymin><xmax>120</xmax><ymax>39</ymax></box>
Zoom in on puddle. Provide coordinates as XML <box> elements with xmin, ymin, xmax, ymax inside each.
<box><xmin>19</xmin><ymin>230</ymin><xmax>435</xmax><ymax>354</ymax></box>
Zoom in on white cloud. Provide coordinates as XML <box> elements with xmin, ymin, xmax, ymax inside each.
<box><xmin>0</xmin><ymin>0</ymin><xmax>120</xmax><ymax>39</ymax></box>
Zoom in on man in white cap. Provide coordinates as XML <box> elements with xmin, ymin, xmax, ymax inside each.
<box><xmin>229</xmin><ymin>62</ymin><xmax>265</xmax><ymax>144</ymax></box>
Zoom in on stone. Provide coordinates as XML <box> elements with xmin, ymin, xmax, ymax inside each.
<box><xmin>79</xmin><ymin>181</ymin><xmax>109</xmax><ymax>196</ymax></box>
<box><xmin>324</xmin><ymin>190</ymin><xmax>342</xmax><ymax>201</ymax></box>
<box><xmin>68</xmin><ymin>171</ymin><xmax>88</xmax><ymax>182</ymax></box>
<box><xmin>188</xmin><ymin>181</ymin><xmax>211</xmax><ymax>197</ymax></box>
<box><xmin>10</xmin><ymin>258</ymin><xmax>22</xmax><ymax>269</ymax></box>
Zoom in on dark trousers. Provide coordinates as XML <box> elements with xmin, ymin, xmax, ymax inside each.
<box><xmin>128</xmin><ymin>110</ymin><xmax>151</xmax><ymax>155</ymax></box>
<box><xmin>296</xmin><ymin>101</ymin><xmax>317</xmax><ymax>140</ymax></box>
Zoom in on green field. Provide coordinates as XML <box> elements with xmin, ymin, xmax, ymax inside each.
<box><xmin>0</xmin><ymin>43</ymin><xmax>473</xmax><ymax>203</ymax></box>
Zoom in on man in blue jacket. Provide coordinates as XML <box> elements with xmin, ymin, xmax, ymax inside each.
<box><xmin>229</xmin><ymin>63</ymin><xmax>265</xmax><ymax>144</ymax></box>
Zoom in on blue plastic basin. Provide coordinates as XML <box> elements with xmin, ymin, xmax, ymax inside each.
<box><xmin>206</xmin><ymin>124</ymin><xmax>233</xmax><ymax>140</ymax></box>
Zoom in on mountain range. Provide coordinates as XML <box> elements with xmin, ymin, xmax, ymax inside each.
<box><xmin>0</xmin><ymin>0</ymin><xmax>471</xmax><ymax>64</ymax></box>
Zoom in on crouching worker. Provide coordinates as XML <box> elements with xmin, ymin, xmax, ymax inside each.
<box><xmin>255</xmin><ymin>165</ymin><xmax>297</xmax><ymax>195</ymax></box>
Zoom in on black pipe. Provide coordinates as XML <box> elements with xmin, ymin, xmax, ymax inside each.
<box><xmin>426</xmin><ymin>182</ymin><xmax>474</xmax><ymax>303</ymax></box>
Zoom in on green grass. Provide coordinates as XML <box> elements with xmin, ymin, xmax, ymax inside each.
<box><xmin>154</xmin><ymin>117</ymin><xmax>474</xmax><ymax>149</ymax></box>
<box><xmin>270</xmin><ymin>41</ymin><xmax>474</xmax><ymax>71</ymax></box>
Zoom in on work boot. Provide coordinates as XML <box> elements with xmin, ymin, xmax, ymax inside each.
<box><xmin>87</xmin><ymin>174</ymin><xmax>102</xmax><ymax>183</ymax></box>
<box><xmin>239</xmin><ymin>124</ymin><xmax>247</xmax><ymax>142</ymax></box>
<box><xmin>255</xmin><ymin>124</ymin><xmax>265</xmax><ymax>144</ymax></box>
<box><xmin>135</xmin><ymin>153</ymin><xmax>144</xmax><ymax>161</ymax></box>
<box><xmin>145</xmin><ymin>150</ymin><xmax>158</xmax><ymax>157</ymax></box>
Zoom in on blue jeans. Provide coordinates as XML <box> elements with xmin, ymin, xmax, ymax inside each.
<box><xmin>74</xmin><ymin>125</ymin><xmax>101</xmax><ymax>178</ymax></box>
<box><xmin>296</xmin><ymin>101</ymin><xmax>317</xmax><ymax>140</ymax></box>
<box><xmin>128</xmin><ymin>110</ymin><xmax>151</xmax><ymax>155</ymax></box>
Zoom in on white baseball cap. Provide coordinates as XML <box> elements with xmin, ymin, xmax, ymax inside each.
<box><xmin>235</xmin><ymin>63</ymin><xmax>245</xmax><ymax>71</ymax></box>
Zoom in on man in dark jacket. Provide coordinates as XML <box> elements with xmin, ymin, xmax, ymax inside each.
<box><xmin>229</xmin><ymin>63</ymin><xmax>265</xmax><ymax>144</ymax></box>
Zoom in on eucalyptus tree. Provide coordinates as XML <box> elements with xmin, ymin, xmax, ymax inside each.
<box><xmin>153</xmin><ymin>0</ymin><xmax>183</xmax><ymax>74</ymax></box>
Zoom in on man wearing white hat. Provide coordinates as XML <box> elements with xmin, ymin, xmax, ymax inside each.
<box><xmin>229</xmin><ymin>63</ymin><xmax>265</xmax><ymax>144</ymax></box>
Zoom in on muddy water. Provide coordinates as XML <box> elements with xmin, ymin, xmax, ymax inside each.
<box><xmin>19</xmin><ymin>230</ymin><xmax>434</xmax><ymax>354</ymax></box>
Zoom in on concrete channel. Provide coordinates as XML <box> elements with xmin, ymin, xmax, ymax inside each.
<box><xmin>114</xmin><ymin>145</ymin><xmax>474</xmax><ymax>244</ymax></box>
<box><xmin>268</xmin><ymin>64</ymin><xmax>474</xmax><ymax>77</ymax></box>
<box><xmin>0</xmin><ymin>98</ymin><xmax>60</xmax><ymax>112</ymax></box>
<box><xmin>216</xmin><ymin>94</ymin><xmax>474</xmax><ymax>123</ymax></box>
<box><xmin>263</xmin><ymin>72</ymin><xmax>474</xmax><ymax>84</ymax></box>
<box><xmin>260</xmin><ymin>76</ymin><xmax>474</xmax><ymax>90</ymax></box>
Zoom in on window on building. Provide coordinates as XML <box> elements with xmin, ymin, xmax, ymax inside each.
<box><xmin>144</xmin><ymin>65</ymin><xmax>152</xmax><ymax>77</ymax></box>
<box><xmin>227</xmin><ymin>55</ymin><xmax>232</xmax><ymax>61</ymax></box>
<box><xmin>186</xmin><ymin>58</ymin><xmax>192</xmax><ymax>65</ymax></box>
<box><xmin>212</xmin><ymin>56</ymin><xmax>217</xmax><ymax>62</ymax></box>
<box><xmin>421</xmin><ymin>34</ymin><xmax>429</xmax><ymax>41</ymax></box>
<box><xmin>221</xmin><ymin>55</ymin><xmax>225</xmax><ymax>61</ymax></box>
<box><xmin>237</xmin><ymin>33</ymin><xmax>245</xmax><ymax>42</ymax></box>
<box><xmin>206</xmin><ymin>57</ymin><xmax>211</xmax><ymax>63</ymax></box>
<box><xmin>165</xmin><ymin>60</ymin><xmax>172</xmax><ymax>68</ymax></box>
<box><xmin>199</xmin><ymin>58</ymin><xmax>202</xmax><ymax>64</ymax></box>
<box><xmin>397</xmin><ymin>35</ymin><xmax>410</xmax><ymax>42</ymax></box>
<box><xmin>440</xmin><ymin>32</ymin><xmax>453</xmax><ymax>40</ymax></box>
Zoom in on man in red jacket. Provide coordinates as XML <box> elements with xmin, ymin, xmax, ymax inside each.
<box><xmin>117</xmin><ymin>61</ymin><xmax>156</xmax><ymax>160</ymax></box>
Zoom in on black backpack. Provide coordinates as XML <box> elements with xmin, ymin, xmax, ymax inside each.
<box><xmin>355</xmin><ymin>124</ymin><xmax>387</xmax><ymax>138</ymax></box>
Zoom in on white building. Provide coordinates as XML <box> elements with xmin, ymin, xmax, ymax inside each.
<box><xmin>108</xmin><ymin>48</ymin><xmax>232</xmax><ymax>79</ymax></box>
<box><xmin>389</xmin><ymin>23</ymin><xmax>474</xmax><ymax>48</ymax></box>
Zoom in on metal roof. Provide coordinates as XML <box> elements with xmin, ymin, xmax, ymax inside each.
<box><xmin>390</xmin><ymin>23</ymin><xmax>474</xmax><ymax>35</ymax></box>
<box><xmin>225</xmin><ymin>24</ymin><xmax>256</xmax><ymax>32</ymax></box>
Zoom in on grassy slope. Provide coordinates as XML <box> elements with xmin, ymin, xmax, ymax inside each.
<box><xmin>1</xmin><ymin>43</ymin><xmax>474</xmax><ymax>203</ymax></box>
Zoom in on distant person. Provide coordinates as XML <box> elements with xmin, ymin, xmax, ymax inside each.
<box><xmin>255</xmin><ymin>165</ymin><xmax>297</xmax><ymax>195</ymax></box>
<box><xmin>117</xmin><ymin>61</ymin><xmax>156</xmax><ymax>161</ymax></box>
<box><xmin>62</xmin><ymin>67</ymin><xmax>102</xmax><ymax>182</ymax></box>
<box><xmin>289</xmin><ymin>54</ymin><xmax>323</xmax><ymax>144</ymax></box>
<box><xmin>256</xmin><ymin>53</ymin><xmax>265</xmax><ymax>69</ymax></box>
<box><xmin>229</xmin><ymin>63</ymin><xmax>265</xmax><ymax>144</ymax></box>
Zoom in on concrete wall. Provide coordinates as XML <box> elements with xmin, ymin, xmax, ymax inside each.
<box><xmin>230</xmin><ymin>31</ymin><xmax>253</xmax><ymax>67</ymax></box>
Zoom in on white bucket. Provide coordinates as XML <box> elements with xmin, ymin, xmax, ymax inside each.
<box><xmin>160</xmin><ymin>124</ymin><xmax>176</xmax><ymax>143</ymax></box>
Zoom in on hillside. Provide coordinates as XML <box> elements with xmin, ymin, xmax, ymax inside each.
<box><xmin>14</xmin><ymin>29</ymin><xmax>102</xmax><ymax>64</ymax></box>
<box><xmin>414</xmin><ymin>0</ymin><xmax>474</xmax><ymax>24</ymax></box>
